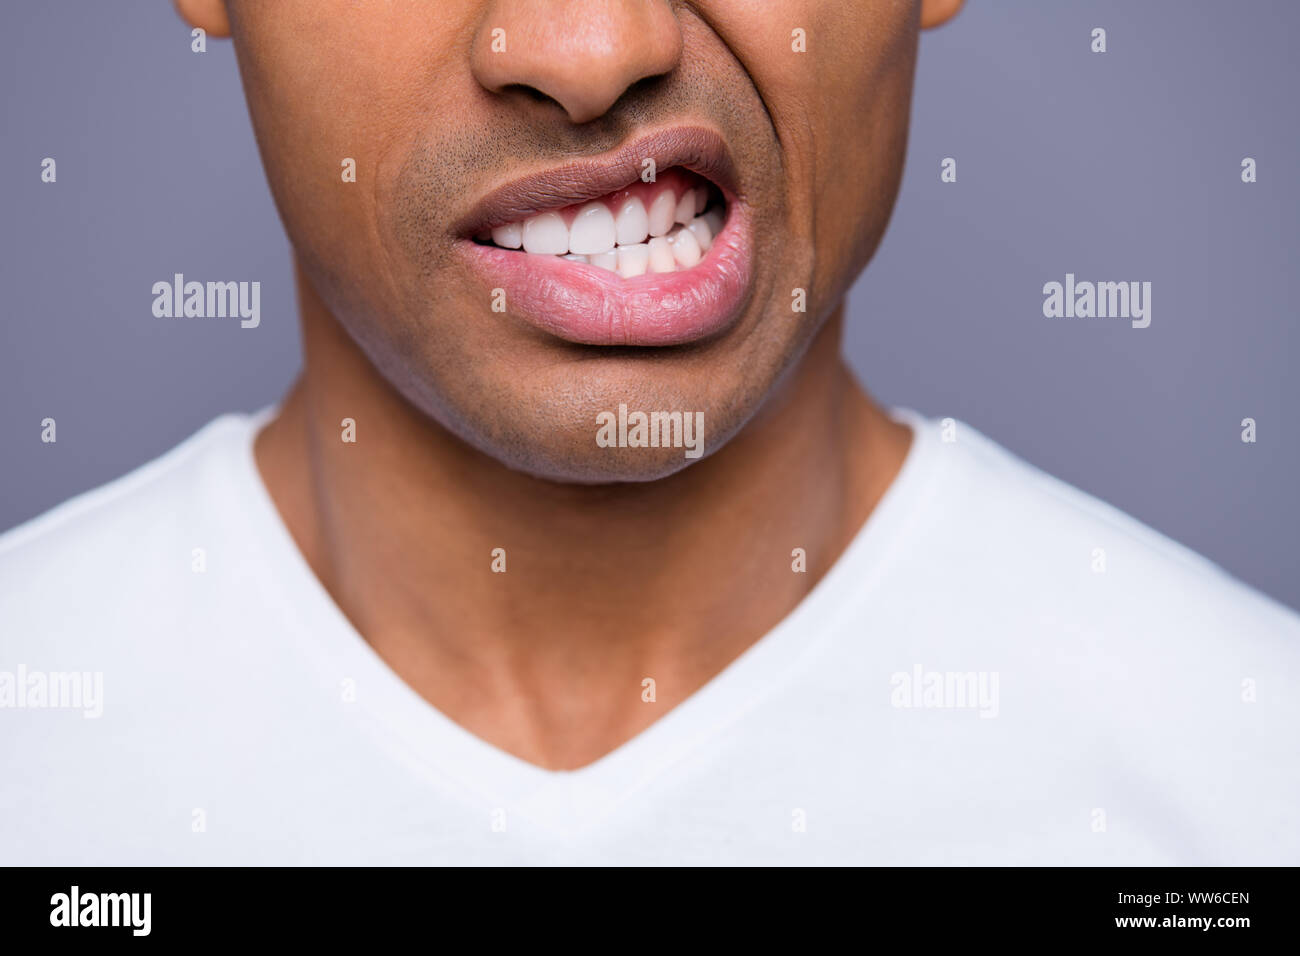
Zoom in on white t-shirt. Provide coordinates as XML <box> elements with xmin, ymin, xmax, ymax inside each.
<box><xmin>1</xmin><ymin>409</ymin><xmax>1296</xmax><ymax>865</ymax></box>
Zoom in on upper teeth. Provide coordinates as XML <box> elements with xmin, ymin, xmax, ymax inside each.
<box><xmin>486</xmin><ymin>186</ymin><xmax>725</xmax><ymax>277</ymax></box>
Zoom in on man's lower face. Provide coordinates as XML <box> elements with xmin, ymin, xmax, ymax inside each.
<box><xmin>229</xmin><ymin>0</ymin><xmax>916</xmax><ymax>482</ymax></box>
<box><xmin>357</xmin><ymin>123</ymin><xmax>807</xmax><ymax>484</ymax></box>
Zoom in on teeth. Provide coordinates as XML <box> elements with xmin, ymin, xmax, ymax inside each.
<box><xmin>522</xmin><ymin>211</ymin><xmax>568</xmax><ymax>255</ymax></box>
<box><xmin>702</xmin><ymin>208</ymin><xmax>724</xmax><ymax>237</ymax></box>
<box><xmin>614</xmin><ymin>197</ymin><xmax>649</xmax><ymax>246</ymax></box>
<box><xmin>491</xmin><ymin>222</ymin><xmax>522</xmax><ymax>249</ymax></box>
<box><xmin>687</xmin><ymin>217</ymin><xmax>713</xmax><ymax>252</ymax></box>
<box><xmin>617</xmin><ymin>245</ymin><xmax>650</xmax><ymax>278</ymax></box>
<box><xmin>483</xmin><ymin>181</ymin><xmax>725</xmax><ymax>278</ymax></box>
<box><xmin>674</xmin><ymin>189</ymin><xmax>695</xmax><ymax>226</ymax></box>
<box><xmin>569</xmin><ymin>201</ymin><xmax>616</xmax><ymax>256</ymax></box>
<box><xmin>647</xmin><ymin>236</ymin><xmax>676</xmax><ymax>273</ymax></box>
<box><xmin>647</xmin><ymin>190</ymin><xmax>676</xmax><ymax>237</ymax></box>
<box><xmin>671</xmin><ymin>226</ymin><xmax>702</xmax><ymax>268</ymax></box>
<box><xmin>589</xmin><ymin>250</ymin><xmax>618</xmax><ymax>272</ymax></box>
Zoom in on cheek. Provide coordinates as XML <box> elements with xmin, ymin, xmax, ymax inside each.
<box><xmin>705</xmin><ymin>1</ymin><xmax>917</xmax><ymax>300</ymax></box>
<box><xmin>820</xmin><ymin>10</ymin><xmax>919</xmax><ymax>198</ymax></box>
<box><xmin>231</xmin><ymin>9</ymin><xmax>414</xmax><ymax>256</ymax></box>
<box><xmin>788</xmin><ymin>12</ymin><xmax>918</xmax><ymax>306</ymax></box>
<box><xmin>232</xmin><ymin>20</ymin><xmax>442</xmax><ymax>348</ymax></box>
<box><xmin>817</xmin><ymin>47</ymin><xmax>916</xmax><ymax>295</ymax></box>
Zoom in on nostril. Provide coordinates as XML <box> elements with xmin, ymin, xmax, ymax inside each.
<box><xmin>470</xmin><ymin>3</ymin><xmax>683</xmax><ymax>126</ymax></box>
<box><xmin>499</xmin><ymin>83</ymin><xmax>565</xmax><ymax>112</ymax></box>
<box><xmin>500</xmin><ymin>74</ymin><xmax>668</xmax><ymax>126</ymax></box>
<box><xmin>495</xmin><ymin>82</ymin><xmax>621</xmax><ymax>126</ymax></box>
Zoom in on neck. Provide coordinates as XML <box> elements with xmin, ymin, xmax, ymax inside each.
<box><xmin>256</xmin><ymin>263</ymin><xmax>911</xmax><ymax>768</ymax></box>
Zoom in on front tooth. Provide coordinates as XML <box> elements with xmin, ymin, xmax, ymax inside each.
<box><xmin>647</xmin><ymin>190</ymin><xmax>676</xmax><ymax>237</ymax></box>
<box><xmin>694</xmin><ymin>189</ymin><xmax>707</xmax><ymax>215</ymax></box>
<box><xmin>648</xmin><ymin>236</ymin><xmax>676</xmax><ymax>273</ymax></box>
<box><xmin>674</xmin><ymin>189</ymin><xmax>696</xmax><ymax>226</ymax></box>
<box><xmin>522</xmin><ymin>212</ymin><xmax>568</xmax><ymax>255</ymax></box>
<box><xmin>617</xmin><ymin>244</ymin><xmax>650</xmax><ymax>277</ymax></box>
<box><xmin>687</xmin><ymin>217</ymin><xmax>713</xmax><ymax>251</ymax></box>
<box><xmin>568</xmin><ymin>202</ymin><xmax>616</xmax><ymax>255</ymax></box>
<box><xmin>563</xmin><ymin>253</ymin><xmax>590</xmax><ymax>263</ymax></box>
<box><xmin>589</xmin><ymin>250</ymin><xmax>618</xmax><ymax>271</ymax></box>
<box><xmin>671</xmin><ymin>227</ymin><xmax>702</xmax><ymax>268</ymax></box>
<box><xmin>614</xmin><ymin>197</ymin><xmax>649</xmax><ymax>246</ymax></box>
<box><xmin>491</xmin><ymin>222</ymin><xmax>523</xmax><ymax>249</ymax></box>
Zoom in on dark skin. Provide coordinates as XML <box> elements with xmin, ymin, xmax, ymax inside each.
<box><xmin>175</xmin><ymin>0</ymin><xmax>964</xmax><ymax>769</ymax></box>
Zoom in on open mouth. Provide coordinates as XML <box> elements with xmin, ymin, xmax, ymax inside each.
<box><xmin>455</xmin><ymin>126</ymin><xmax>753</xmax><ymax>347</ymax></box>
<box><xmin>471</xmin><ymin>167</ymin><xmax>728</xmax><ymax>278</ymax></box>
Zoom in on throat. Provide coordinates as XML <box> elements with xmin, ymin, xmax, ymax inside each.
<box><xmin>255</xmin><ymin>310</ymin><xmax>903</xmax><ymax>771</ymax></box>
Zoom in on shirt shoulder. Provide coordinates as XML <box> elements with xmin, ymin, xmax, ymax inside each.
<box><xmin>857</xmin><ymin>414</ymin><xmax>1300</xmax><ymax>863</ymax></box>
<box><xmin>0</xmin><ymin>413</ymin><xmax>263</xmax><ymax>647</ymax></box>
<box><xmin>909</xmin><ymin>413</ymin><xmax>1300</xmax><ymax>643</ymax></box>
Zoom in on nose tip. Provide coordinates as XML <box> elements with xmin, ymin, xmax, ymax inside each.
<box><xmin>471</xmin><ymin>0</ymin><xmax>682</xmax><ymax>125</ymax></box>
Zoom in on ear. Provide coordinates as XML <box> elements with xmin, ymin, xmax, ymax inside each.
<box><xmin>174</xmin><ymin>0</ymin><xmax>230</xmax><ymax>38</ymax></box>
<box><xmin>920</xmin><ymin>0</ymin><xmax>964</xmax><ymax>29</ymax></box>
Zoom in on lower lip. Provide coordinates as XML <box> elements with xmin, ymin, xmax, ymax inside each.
<box><xmin>457</xmin><ymin>201</ymin><xmax>753</xmax><ymax>347</ymax></box>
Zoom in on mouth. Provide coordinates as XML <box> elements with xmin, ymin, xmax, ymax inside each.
<box><xmin>454</xmin><ymin>127</ymin><xmax>753</xmax><ymax>347</ymax></box>
<box><xmin>471</xmin><ymin>168</ymin><xmax>727</xmax><ymax>276</ymax></box>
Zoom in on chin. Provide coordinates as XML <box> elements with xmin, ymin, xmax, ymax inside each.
<box><xmin>476</xmin><ymin>423</ymin><xmax>719</xmax><ymax>486</ymax></box>
<box><xmin>431</xmin><ymin>385</ymin><xmax>745</xmax><ymax>485</ymax></box>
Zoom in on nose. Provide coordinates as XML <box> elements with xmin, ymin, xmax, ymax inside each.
<box><xmin>471</xmin><ymin>0</ymin><xmax>682</xmax><ymax>125</ymax></box>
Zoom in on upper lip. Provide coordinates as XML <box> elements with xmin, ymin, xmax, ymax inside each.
<box><xmin>453</xmin><ymin>126</ymin><xmax>739</xmax><ymax>237</ymax></box>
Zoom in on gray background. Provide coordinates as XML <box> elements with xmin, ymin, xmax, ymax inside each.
<box><xmin>2</xmin><ymin>1</ymin><xmax>1296</xmax><ymax>609</ymax></box>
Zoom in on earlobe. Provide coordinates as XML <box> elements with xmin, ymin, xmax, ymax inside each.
<box><xmin>173</xmin><ymin>0</ymin><xmax>231</xmax><ymax>38</ymax></box>
<box><xmin>920</xmin><ymin>0</ymin><xmax>965</xmax><ymax>29</ymax></box>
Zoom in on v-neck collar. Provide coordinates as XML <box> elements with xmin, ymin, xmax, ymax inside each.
<box><xmin>228</xmin><ymin>405</ymin><xmax>940</xmax><ymax>837</ymax></box>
